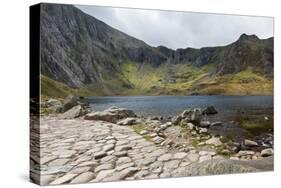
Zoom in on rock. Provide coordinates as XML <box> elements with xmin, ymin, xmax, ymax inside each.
<box><xmin>152</xmin><ymin>136</ymin><xmax>165</xmax><ymax>144</ymax></box>
<box><xmin>84</xmin><ymin>107</ymin><xmax>136</xmax><ymax>123</ymax></box>
<box><xmin>205</xmin><ymin>137</ymin><xmax>222</xmax><ymax>146</ymax></box>
<box><xmin>139</xmin><ymin>130</ymin><xmax>148</xmax><ymax>135</ymax></box>
<box><xmin>244</xmin><ymin>139</ymin><xmax>258</xmax><ymax>147</ymax></box>
<box><xmin>182</xmin><ymin>108</ymin><xmax>202</xmax><ymax>124</ymax></box>
<box><xmin>94</xmin><ymin>151</ymin><xmax>107</xmax><ymax>159</ymax></box>
<box><xmin>46</xmin><ymin>99</ymin><xmax>62</xmax><ymax>112</ymax></box>
<box><xmin>160</xmin><ymin>122</ymin><xmax>172</xmax><ymax>130</ymax></box>
<box><xmin>199</xmin><ymin>121</ymin><xmax>211</xmax><ymax>128</ymax></box>
<box><xmin>175</xmin><ymin>159</ymin><xmax>259</xmax><ymax>176</ymax></box>
<box><xmin>50</xmin><ymin>174</ymin><xmax>77</xmax><ymax>185</ymax></box>
<box><xmin>172</xmin><ymin>116</ymin><xmax>182</xmax><ymax>125</ymax></box>
<box><xmin>199</xmin><ymin>128</ymin><xmax>208</xmax><ymax>134</ymax></box>
<box><xmin>202</xmin><ymin>106</ymin><xmax>218</xmax><ymax>115</ymax></box>
<box><xmin>238</xmin><ymin>150</ymin><xmax>255</xmax><ymax>156</ymax></box>
<box><xmin>158</xmin><ymin>153</ymin><xmax>173</xmax><ymax>162</ymax></box>
<box><xmin>117</xmin><ymin>117</ymin><xmax>137</xmax><ymax>125</ymax></box>
<box><xmin>211</xmin><ymin>121</ymin><xmax>222</xmax><ymax>126</ymax></box>
<box><xmin>61</xmin><ymin>105</ymin><xmax>83</xmax><ymax>119</ymax></box>
<box><xmin>70</xmin><ymin>172</ymin><xmax>95</xmax><ymax>184</ymax></box>
<box><xmin>199</xmin><ymin>155</ymin><xmax>212</xmax><ymax>163</ymax></box>
<box><xmin>187</xmin><ymin>123</ymin><xmax>195</xmax><ymax>130</ymax></box>
<box><xmin>261</xmin><ymin>148</ymin><xmax>273</xmax><ymax>157</ymax></box>
<box><xmin>173</xmin><ymin>152</ymin><xmax>188</xmax><ymax>159</ymax></box>
<box><xmin>94</xmin><ymin>163</ymin><xmax>114</xmax><ymax>173</ymax></box>
<box><xmin>62</xmin><ymin>95</ymin><xmax>79</xmax><ymax>112</ymax></box>
<box><xmin>187</xmin><ymin>153</ymin><xmax>199</xmax><ymax>162</ymax></box>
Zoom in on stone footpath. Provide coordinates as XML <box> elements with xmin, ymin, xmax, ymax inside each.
<box><xmin>30</xmin><ymin>117</ymin><xmax>232</xmax><ymax>185</ymax></box>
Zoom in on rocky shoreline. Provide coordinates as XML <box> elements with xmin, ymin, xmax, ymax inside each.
<box><xmin>31</xmin><ymin>95</ymin><xmax>274</xmax><ymax>185</ymax></box>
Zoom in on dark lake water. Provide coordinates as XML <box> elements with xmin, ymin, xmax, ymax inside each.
<box><xmin>87</xmin><ymin>95</ymin><xmax>273</xmax><ymax>118</ymax></box>
<box><xmin>86</xmin><ymin>95</ymin><xmax>273</xmax><ymax>140</ymax></box>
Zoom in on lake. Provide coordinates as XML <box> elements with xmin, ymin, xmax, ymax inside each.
<box><xmin>87</xmin><ymin>95</ymin><xmax>273</xmax><ymax>119</ymax></box>
<box><xmin>87</xmin><ymin>95</ymin><xmax>273</xmax><ymax>140</ymax></box>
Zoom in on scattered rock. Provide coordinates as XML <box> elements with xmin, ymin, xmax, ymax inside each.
<box><xmin>244</xmin><ymin>139</ymin><xmax>258</xmax><ymax>147</ymax></box>
<box><xmin>62</xmin><ymin>95</ymin><xmax>79</xmax><ymax>112</ymax></box>
<box><xmin>117</xmin><ymin>118</ymin><xmax>138</xmax><ymax>125</ymax></box>
<box><xmin>139</xmin><ymin>130</ymin><xmax>148</xmax><ymax>135</ymax></box>
<box><xmin>261</xmin><ymin>148</ymin><xmax>273</xmax><ymax>157</ymax></box>
<box><xmin>205</xmin><ymin>137</ymin><xmax>222</xmax><ymax>146</ymax></box>
<box><xmin>199</xmin><ymin>121</ymin><xmax>211</xmax><ymax>128</ymax></box>
<box><xmin>45</xmin><ymin>99</ymin><xmax>62</xmax><ymax>112</ymax></box>
<box><xmin>61</xmin><ymin>105</ymin><xmax>83</xmax><ymax>119</ymax></box>
<box><xmin>70</xmin><ymin>172</ymin><xmax>95</xmax><ymax>184</ymax></box>
<box><xmin>237</xmin><ymin>150</ymin><xmax>255</xmax><ymax>156</ymax></box>
<box><xmin>202</xmin><ymin>106</ymin><xmax>218</xmax><ymax>115</ymax></box>
<box><xmin>172</xmin><ymin>116</ymin><xmax>182</xmax><ymax>125</ymax></box>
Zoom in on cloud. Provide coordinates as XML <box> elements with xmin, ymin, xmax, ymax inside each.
<box><xmin>76</xmin><ymin>5</ymin><xmax>273</xmax><ymax>50</ymax></box>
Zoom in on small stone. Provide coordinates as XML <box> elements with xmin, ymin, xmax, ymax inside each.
<box><xmin>50</xmin><ymin>174</ymin><xmax>77</xmax><ymax>185</ymax></box>
<box><xmin>199</xmin><ymin>155</ymin><xmax>212</xmax><ymax>163</ymax></box>
<box><xmin>173</xmin><ymin>152</ymin><xmax>188</xmax><ymax>159</ymax></box>
<box><xmin>94</xmin><ymin>151</ymin><xmax>107</xmax><ymax>159</ymax></box>
<box><xmin>261</xmin><ymin>148</ymin><xmax>273</xmax><ymax>157</ymax></box>
<box><xmin>158</xmin><ymin>153</ymin><xmax>173</xmax><ymax>162</ymax></box>
<box><xmin>199</xmin><ymin>121</ymin><xmax>211</xmax><ymax>128</ymax></box>
<box><xmin>187</xmin><ymin>153</ymin><xmax>199</xmax><ymax>162</ymax></box>
<box><xmin>113</xmin><ymin>151</ymin><xmax>128</xmax><ymax>157</ymax></box>
<box><xmin>103</xmin><ymin>144</ymin><xmax>115</xmax><ymax>152</ymax></box>
<box><xmin>70</xmin><ymin>172</ymin><xmax>95</xmax><ymax>184</ymax></box>
<box><xmin>205</xmin><ymin>137</ymin><xmax>222</xmax><ymax>146</ymax></box>
<box><xmin>116</xmin><ymin>162</ymin><xmax>135</xmax><ymax>171</ymax></box>
<box><xmin>115</xmin><ymin>145</ymin><xmax>132</xmax><ymax>152</ymax></box>
<box><xmin>139</xmin><ymin>130</ymin><xmax>148</xmax><ymax>135</ymax></box>
<box><xmin>95</xmin><ymin>163</ymin><xmax>114</xmax><ymax>173</ymax></box>
<box><xmin>238</xmin><ymin>150</ymin><xmax>255</xmax><ymax>156</ymax></box>
<box><xmin>48</xmin><ymin>158</ymin><xmax>70</xmax><ymax>166</ymax></box>
<box><xmin>244</xmin><ymin>139</ymin><xmax>258</xmax><ymax>147</ymax></box>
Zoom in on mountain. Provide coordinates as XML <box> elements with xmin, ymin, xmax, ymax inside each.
<box><xmin>39</xmin><ymin>3</ymin><xmax>273</xmax><ymax>97</ymax></box>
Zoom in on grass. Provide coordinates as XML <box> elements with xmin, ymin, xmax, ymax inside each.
<box><xmin>40</xmin><ymin>75</ymin><xmax>92</xmax><ymax>98</ymax></box>
<box><xmin>132</xmin><ymin>123</ymin><xmax>151</xmax><ymax>141</ymax></box>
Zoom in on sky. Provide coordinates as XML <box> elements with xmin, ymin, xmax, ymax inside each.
<box><xmin>76</xmin><ymin>5</ymin><xmax>273</xmax><ymax>50</ymax></box>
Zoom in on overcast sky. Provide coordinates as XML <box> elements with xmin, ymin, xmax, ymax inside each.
<box><xmin>76</xmin><ymin>5</ymin><xmax>273</xmax><ymax>50</ymax></box>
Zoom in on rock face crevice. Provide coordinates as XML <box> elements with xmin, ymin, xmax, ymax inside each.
<box><xmin>40</xmin><ymin>3</ymin><xmax>273</xmax><ymax>92</ymax></box>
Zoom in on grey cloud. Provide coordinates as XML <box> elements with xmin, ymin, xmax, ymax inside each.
<box><xmin>76</xmin><ymin>5</ymin><xmax>273</xmax><ymax>49</ymax></box>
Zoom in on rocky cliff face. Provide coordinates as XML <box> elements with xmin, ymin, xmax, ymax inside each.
<box><xmin>39</xmin><ymin>3</ymin><xmax>273</xmax><ymax>96</ymax></box>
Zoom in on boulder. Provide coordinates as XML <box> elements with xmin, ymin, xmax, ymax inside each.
<box><xmin>244</xmin><ymin>139</ymin><xmax>258</xmax><ymax>147</ymax></box>
<box><xmin>205</xmin><ymin>137</ymin><xmax>222</xmax><ymax>146</ymax></box>
<box><xmin>199</xmin><ymin>121</ymin><xmax>211</xmax><ymax>128</ymax></box>
<box><xmin>45</xmin><ymin>99</ymin><xmax>62</xmax><ymax>112</ymax></box>
<box><xmin>202</xmin><ymin>106</ymin><xmax>218</xmax><ymax>115</ymax></box>
<box><xmin>172</xmin><ymin>116</ymin><xmax>182</xmax><ymax>125</ymax></box>
<box><xmin>117</xmin><ymin>118</ymin><xmax>138</xmax><ymax>126</ymax></box>
<box><xmin>261</xmin><ymin>148</ymin><xmax>273</xmax><ymax>157</ymax></box>
<box><xmin>84</xmin><ymin>107</ymin><xmax>136</xmax><ymax>123</ymax></box>
<box><xmin>61</xmin><ymin>105</ymin><xmax>83</xmax><ymax>119</ymax></box>
<box><xmin>181</xmin><ymin>108</ymin><xmax>202</xmax><ymax>124</ymax></box>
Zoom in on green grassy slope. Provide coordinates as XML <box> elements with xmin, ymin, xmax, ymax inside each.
<box><xmin>41</xmin><ymin>63</ymin><xmax>273</xmax><ymax>97</ymax></box>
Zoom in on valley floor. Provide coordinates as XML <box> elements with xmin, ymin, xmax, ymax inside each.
<box><xmin>30</xmin><ymin>116</ymin><xmax>273</xmax><ymax>185</ymax></box>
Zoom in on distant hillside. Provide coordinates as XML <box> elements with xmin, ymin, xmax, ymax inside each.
<box><xmin>40</xmin><ymin>3</ymin><xmax>273</xmax><ymax>97</ymax></box>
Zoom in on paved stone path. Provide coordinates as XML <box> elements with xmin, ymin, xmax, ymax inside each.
<box><xmin>30</xmin><ymin>117</ymin><xmax>225</xmax><ymax>185</ymax></box>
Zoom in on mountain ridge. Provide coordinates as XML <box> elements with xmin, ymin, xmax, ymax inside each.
<box><xmin>39</xmin><ymin>3</ymin><xmax>273</xmax><ymax>97</ymax></box>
